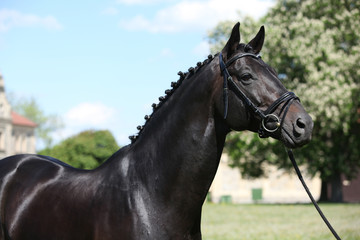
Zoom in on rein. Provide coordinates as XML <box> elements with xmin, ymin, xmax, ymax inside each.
<box><xmin>219</xmin><ymin>52</ymin><xmax>342</xmax><ymax>240</ymax></box>
<box><xmin>287</xmin><ymin>149</ymin><xmax>342</xmax><ymax>240</ymax></box>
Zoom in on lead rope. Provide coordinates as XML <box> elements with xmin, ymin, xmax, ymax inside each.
<box><xmin>286</xmin><ymin>149</ymin><xmax>342</xmax><ymax>240</ymax></box>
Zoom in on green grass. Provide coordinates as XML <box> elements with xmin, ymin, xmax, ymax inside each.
<box><xmin>201</xmin><ymin>203</ymin><xmax>360</xmax><ymax>240</ymax></box>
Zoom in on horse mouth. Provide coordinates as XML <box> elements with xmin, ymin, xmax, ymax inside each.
<box><xmin>281</xmin><ymin>128</ymin><xmax>310</xmax><ymax>149</ymax></box>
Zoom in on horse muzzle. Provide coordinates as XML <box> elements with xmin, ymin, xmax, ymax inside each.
<box><xmin>280</xmin><ymin>109</ymin><xmax>314</xmax><ymax>148</ymax></box>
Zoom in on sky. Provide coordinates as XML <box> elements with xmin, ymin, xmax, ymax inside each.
<box><xmin>0</xmin><ymin>0</ymin><xmax>275</xmax><ymax>148</ymax></box>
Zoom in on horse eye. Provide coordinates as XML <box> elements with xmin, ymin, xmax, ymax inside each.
<box><xmin>240</xmin><ymin>73</ymin><xmax>253</xmax><ymax>83</ymax></box>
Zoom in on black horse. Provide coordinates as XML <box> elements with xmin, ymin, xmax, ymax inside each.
<box><xmin>0</xmin><ymin>23</ymin><xmax>313</xmax><ymax>240</ymax></box>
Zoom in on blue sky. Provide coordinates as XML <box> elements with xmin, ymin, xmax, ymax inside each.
<box><xmin>0</xmin><ymin>0</ymin><xmax>275</xmax><ymax>148</ymax></box>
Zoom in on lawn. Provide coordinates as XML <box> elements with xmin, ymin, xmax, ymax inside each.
<box><xmin>201</xmin><ymin>203</ymin><xmax>360</xmax><ymax>240</ymax></box>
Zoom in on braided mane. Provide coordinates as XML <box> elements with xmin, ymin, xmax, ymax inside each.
<box><xmin>129</xmin><ymin>54</ymin><xmax>217</xmax><ymax>144</ymax></box>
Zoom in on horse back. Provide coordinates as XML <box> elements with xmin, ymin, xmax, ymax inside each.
<box><xmin>0</xmin><ymin>154</ymin><xmax>96</xmax><ymax>240</ymax></box>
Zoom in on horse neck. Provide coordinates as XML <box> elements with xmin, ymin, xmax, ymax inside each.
<box><xmin>108</xmin><ymin>59</ymin><xmax>228</xmax><ymax>206</ymax></box>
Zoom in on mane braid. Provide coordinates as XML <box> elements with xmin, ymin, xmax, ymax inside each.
<box><xmin>128</xmin><ymin>54</ymin><xmax>216</xmax><ymax>144</ymax></box>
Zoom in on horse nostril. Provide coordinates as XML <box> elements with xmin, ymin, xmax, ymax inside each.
<box><xmin>293</xmin><ymin>118</ymin><xmax>306</xmax><ymax>139</ymax></box>
<box><xmin>296</xmin><ymin>118</ymin><xmax>306</xmax><ymax>129</ymax></box>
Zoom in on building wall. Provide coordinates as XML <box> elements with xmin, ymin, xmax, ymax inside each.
<box><xmin>11</xmin><ymin>125</ymin><xmax>36</xmax><ymax>155</ymax></box>
<box><xmin>343</xmin><ymin>174</ymin><xmax>360</xmax><ymax>203</ymax></box>
<box><xmin>0</xmin><ymin>118</ymin><xmax>12</xmax><ymax>159</ymax></box>
<box><xmin>209</xmin><ymin>154</ymin><xmax>321</xmax><ymax>203</ymax></box>
<box><xmin>0</xmin><ymin>74</ymin><xmax>36</xmax><ymax>159</ymax></box>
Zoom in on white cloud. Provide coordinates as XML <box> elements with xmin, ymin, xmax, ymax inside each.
<box><xmin>52</xmin><ymin>102</ymin><xmax>118</xmax><ymax>142</ymax></box>
<box><xmin>50</xmin><ymin>102</ymin><xmax>135</xmax><ymax>146</ymax></box>
<box><xmin>160</xmin><ymin>48</ymin><xmax>174</xmax><ymax>57</ymax></box>
<box><xmin>116</xmin><ymin>0</ymin><xmax>172</xmax><ymax>5</ymax></box>
<box><xmin>65</xmin><ymin>102</ymin><xmax>116</xmax><ymax>127</ymax></box>
<box><xmin>0</xmin><ymin>9</ymin><xmax>63</xmax><ymax>32</ymax></box>
<box><xmin>192</xmin><ymin>41</ymin><xmax>210</xmax><ymax>57</ymax></box>
<box><xmin>101</xmin><ymin>7</ymin><xmax>119</xmax><ymax>16</ymax></box>
<box><xmin>119</xmin><ymin>0</ymin><xmax>275</xmax><ymax>33</ymax></box>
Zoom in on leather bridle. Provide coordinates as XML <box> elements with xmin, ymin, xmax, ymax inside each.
<box><xmin>219</xmin><ymin>52</ymin><xmax>342</xmax><ymax>240</ymax></box>
<box><xmin>219</xmin><ymin>52</ymin><xmax>299</xmax><ymax>138</ymax></box>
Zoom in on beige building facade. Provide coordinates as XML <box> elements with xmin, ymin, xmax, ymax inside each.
<box><xmin>210</xmin><ymin>154</ymin><xmax>321</xmax><ymax>203</ymax></box>
<box><xmin>0</xmin><ymin>74</ymin><xmax>37</xmax><ymax>159</ymax></box>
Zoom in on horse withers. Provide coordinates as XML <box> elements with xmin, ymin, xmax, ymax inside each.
<box><xmin>0</xmin><ymin>23</ymin><xmax>313</xmax><ymax>240</ymax></box>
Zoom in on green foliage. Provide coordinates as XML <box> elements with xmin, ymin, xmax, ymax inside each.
<box><xmin>207</xmin><ymin>0</ymin><xmax>360</xmax><ymax>184</ymax></box>
<box><xmin>9</xmin><ymin>96</ymin><xmax>64</xmax><ymax>148</ymax></box>
<box><xmin>38</xmin><ymin>130</ymin><xmax>119</xmax><ymax>169</ymax></box>
<box><xmin>263</xmin><ymin>0</ymin><xmax>360</xmax><ymax>181</ymax></box>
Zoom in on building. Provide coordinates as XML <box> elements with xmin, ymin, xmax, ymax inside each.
<box><xmin>209</xmin><ymin>153</ymin><xmax>321</xmax><ymax>204</ymax></box>
<box><xmin>342</xmin><ymin>173</ymin><xmax>360</xmax><ymax>203</ymax></box>
<box><xmin>0</xmin><ymin>74</ymin><xmax>37</xmax><ymax>159</ymax></box>
<box><xmin>210</xmin><ymin>154</ymin><xmax>360</xmax><ymax>204</ymax></box>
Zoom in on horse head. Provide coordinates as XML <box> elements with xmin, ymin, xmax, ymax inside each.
<box><xmin>216</xmin><ymin>22</ymin><xmax>313</xmax><ymax>148</ymax></box>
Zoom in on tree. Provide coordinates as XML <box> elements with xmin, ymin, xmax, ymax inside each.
<box><xmin>9</xmin><ymin>96</ymin><xmax>64</xmax><ymax>149</ymax></box>
<box><xmin>38</xmin><ymin>130</ymin><xmax>119</xmax><ymax>169</ymax></box>
<box><xmin>208</xmin><ymin>0</ymin><xmax>360</xmax><ymax>202</ymax></box>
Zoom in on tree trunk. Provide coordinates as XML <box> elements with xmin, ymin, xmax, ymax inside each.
<box><xmin>318</xmin><ymin>179</ymin><xmax>329</xmax><ymax>202</ymax></box>
<box><xmin>330</xmin><ymin>173</ymin><xmax>343</xmax><ymax>202</ymax></box>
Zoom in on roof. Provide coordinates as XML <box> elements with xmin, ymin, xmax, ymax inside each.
<box><xmin>11</xmin><ymin>111</ymin><xmax>37</xmax><ymax>128</ymax></box>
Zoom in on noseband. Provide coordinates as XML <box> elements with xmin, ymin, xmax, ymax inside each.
<box><xmin>219</xmin><ymin>52</ymin><xmax>299</xmax><ymax>138</ymax></box>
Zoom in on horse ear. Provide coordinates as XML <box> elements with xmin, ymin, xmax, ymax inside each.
<box><xmin>222</xmin><ymin>22</ymin><xmax>240</xmax><ymax>59</ymax></box>
<box><xmin>247</xmin><ymin>26</ymin><xmax>265</xmax><ymax>54</ymax></box>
